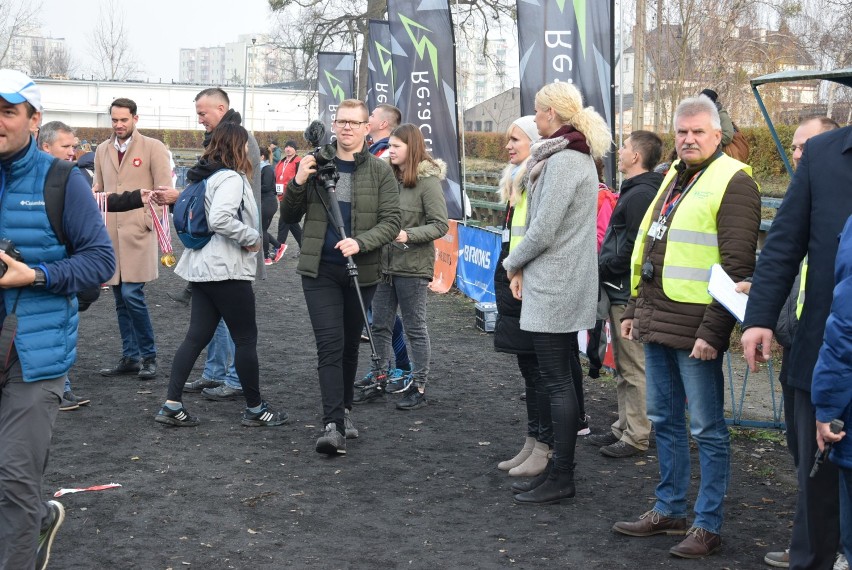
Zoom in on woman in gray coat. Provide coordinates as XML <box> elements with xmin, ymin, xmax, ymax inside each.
<box><xmin>503</xmin><ymin>83</ymin><xmax>612</xmax><ymax>504</ymax></box>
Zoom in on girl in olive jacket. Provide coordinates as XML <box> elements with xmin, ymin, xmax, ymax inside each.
<box><xmin>371</xmin><ymin>124</ymin><xmax>448</xmax><ymax>410</ymax></box>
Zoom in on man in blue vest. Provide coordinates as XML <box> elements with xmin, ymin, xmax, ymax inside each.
<box><xmin>0</xmin><ymin>70</ymin><xmax>115</xmax><ymax>569</ymax></box>
<box><xmin>612</xmin><ymin>95</ymin><xmax>761</xmax><ymax>559</ymax></box>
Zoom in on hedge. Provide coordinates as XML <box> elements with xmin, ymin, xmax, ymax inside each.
<box><xmin>74</xmin><ymin>126</ymin><xmax>798</xmax><ymax>182</ymax></box>
<box><xmin>462</xmin><ymin>126</ymin><xmax>796</xmax><ymax>180</ymax></box>
<box><xmin>73</xmin><ymin>128</ymin><xmax>311</xmax><ymax>151</ymax></box>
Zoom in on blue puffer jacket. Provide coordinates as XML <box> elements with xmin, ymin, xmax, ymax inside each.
<box><xmin>812</xmin><ymin>215</ymin><xmax>852</xmax><ymax>469</ymax></box>
<box><xmin>0</xmin><ymin>139</ymin><xmax>115</xmax><ymax>381</ymax></box>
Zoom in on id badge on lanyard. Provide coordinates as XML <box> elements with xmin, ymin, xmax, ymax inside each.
<box><xmin>648</xmin><ymin>220</ymin><xmax>667</xmax><ymax>240</ymax></box>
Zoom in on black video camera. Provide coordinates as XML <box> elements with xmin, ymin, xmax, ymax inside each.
<box><xmin>303</xmin><ymin>120</ymin><xmax>339</xmax><ymax>188</ymax></box>
<box><xmin>0</xmin><ymin>239</ymin><xmax>24</xmax><ymax>278</ymax></box>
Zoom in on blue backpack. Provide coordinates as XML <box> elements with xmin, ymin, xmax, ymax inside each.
<box><xmin>173</xmin><ymin>170</ymin><xmax>243</xmax><ymax>249</ymax></box>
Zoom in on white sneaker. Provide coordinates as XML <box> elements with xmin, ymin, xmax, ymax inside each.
<box><xmin>834</xmin><ymin>553</ymin><xmax>849</xmax><ymax>570</ymax></box>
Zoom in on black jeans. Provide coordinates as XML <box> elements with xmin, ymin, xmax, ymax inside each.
<box><xmin>517</xmin><ymin>353</ymin><xmax>553</xmax><ymax>446</ymax></box>
<box><xmin>261</xmin><ymin>196</ymin><xmax>281</xmax><ymax>258</ymax></box>
<box><xmin>277</xmin><ymin>201</ymin><xmax>303</xmax><ymax>248</ymax></box>
<box><xmin>302</xmin><ymin>262</ymin><xmax>376</xmax><ymax>433</ymax></box>
<box><xmin>167</xmin><ymin>280</ymin><xmax>261</xmax><ymax>408</ymax></box>
<box><xmin>789</xmin><ymin>386</ymin><xmax>840</xmax><ymax>570</ymax></box>
<box><xmin>532</xmin><ymin>332</ymin><xmax>580</xmax><ymax>471</ymax></box>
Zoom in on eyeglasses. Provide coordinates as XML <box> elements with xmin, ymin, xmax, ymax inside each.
<box><xmin>790</xmin><ymin>144</ymin><xmax>804</xmax><ymax>153</ymax></box>
<box><xmin>334</xmin><ymin>120</ymin><xmax>368</xmax><ymax>129</ymax></box>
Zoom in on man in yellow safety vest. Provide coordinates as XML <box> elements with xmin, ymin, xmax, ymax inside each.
<box><xmin>611</xmin><ymin>94</ymin><xmax>761</xmax><ymax>560</ymax></box>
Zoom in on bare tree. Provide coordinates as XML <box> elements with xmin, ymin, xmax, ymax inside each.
<box><xmin>268</xmin><ymin>0</ymin><xmax>513</xmax><ymax>99</ymax></box>
<box><xmin>28</xmin><ymin>45</ymin><xmax>75</xmax><ymax>78</ymax></box>
<box><xmin>0</xmin><ymin>0</ymin><xmax>41</xmax><ymax>69</ymax></box>
<box><xmin>88</xmin><ymin>0</ymin><xmax>141</xmax><ymax>81</ymax></box>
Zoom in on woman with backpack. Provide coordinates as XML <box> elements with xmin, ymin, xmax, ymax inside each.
<box><xmin>154</xmin><ymin>123</ymin><xmax>288</xmax><ymax>428</ymax></box>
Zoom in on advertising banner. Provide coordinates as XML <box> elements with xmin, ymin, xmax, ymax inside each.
<box><xmin>516</xmin><ymin>0</ymin><xmax>614</xmax><ymax>179</ymax></box>
<box><xmin>317</xmin><ymin>52</ymin><xmax>356</xmax><ymax>145</ymax></box>
<box><xmin>388</xmin><ymin>0</ymin><xmax>464</xmax><ymax>219</ymax></box>
<box><xmin>430</xmin><ymin>220</ymin><xmax>458</xmax><ymax>293</ymax></box>
<box><xmin>455</xmin><ymin>224</ymin><xmax>501</xmax><ymax>303</ymax></box>
<box><xmin>366</xmin><ymin>20</ymin><xmax>396</xmax><ymax>110</ymax></box>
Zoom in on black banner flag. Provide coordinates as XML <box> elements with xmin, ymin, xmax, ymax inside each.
<box><xmin>388</xmin><ymin>0</ymin><xmax>464</xmax><ymax>219</ymax></box>
<box><xmin>317</xmin><ymin>52</ymin><xmax>356</xmax><ymax>145</ymax></box>
<box><xmin>366</xmin><ymin>20</ymin><xmax>396</xmax><ymax>109</ymax></box>
<box><xmin>516</xmin><ymin>0</ymin><xmax>614</xmax><ymax>142</ymax></box>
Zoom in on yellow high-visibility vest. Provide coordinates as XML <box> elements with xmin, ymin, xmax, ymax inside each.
<box><xmin>796</xmin><ymin>260</ymin><xmax>808</xmax><ymax>319</ymax></box>
<box><xmin>630</xmin><ymin>155</ymin><xmax>753</xmax><ymax>304</ymax></box>
<box><xmin>509</xmin><ymin>191</ymin><xmax>529</xmax><ymax>252</ymax></box>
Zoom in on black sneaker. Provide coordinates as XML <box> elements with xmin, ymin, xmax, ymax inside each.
<box><xmin>183</xmin><ymin>378</ymin><xmax>223</xmax><ymax>393</ymax></box>
<box><xmin>385</xmin><ymin>370</ymin><xmax>413</xmax><ymax>394</ymax></box>
<box><xmin>241</xmin><ymin>401</ymin><xmax>290</xmax><ymax>427</ymax></box>
<box><xmin>99</xmin><ymin>356</ymin><xmax>140</xmax><ymax>377</ymax></box>
<box><xmin>316</xmin><ymin>423</ymin><xmax>346</xmax><ymax>455</ymax></box>
<box><xmin>59</xmin><ymin>394</ymin><xmax>79</xmax><ymax>411</ymax></box>
<box><xmin>137</xmin><ymin>356</ymin><xmax>157</xmax><ymax>380</ymax></box>
<box><xmin>396</xmin><ymin>385</ymin><xmax>427</xmax><ymax>410</ymax></box>
<box><xmin>352</xmin><ymin>383</ymin><xmax>386</xmax><ymax>405</ymax></box>
<box><xmin>587</xmin><ymin>432</ymin><xmax>619</xmax><ymax>447</ymax></box>
<box><xmin>36</xmin><ymin>500</ymin><xmax>65</xmax><ymax>570</ymax></box>
<box><xmin>154</xmin><ymin>405</ymin><xmax>200</xmax><ymax>427</ymax></box>
<box><xmin>202</xmin><ymin>384</ymin><xmax>244</xmax><ymax>401</ymax></box>
<box><xmin>344</xmin><ymin>409</ymin><xmax>359</xmax><ymax>439</ymax></box>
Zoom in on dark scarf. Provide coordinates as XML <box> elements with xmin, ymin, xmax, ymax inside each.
<box><xmin>526</xmin><ymin>124</ymin><xmax>591</xmax><ymax>190</ymax></box>
<box><xmin>186</xmin><ymin>157</ymin><xmax>227</xmax><ymax>183</ymax></box>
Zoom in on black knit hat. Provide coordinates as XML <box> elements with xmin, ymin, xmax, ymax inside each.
<box><xmin>700</xmin><ymin>89</ymin><xmax>718</xmax><ymax>102</ymax></box>
<box><xmin>284</xmin><ymin>140</ymin><xmax>298</xmax><ymax>150</ymax></box>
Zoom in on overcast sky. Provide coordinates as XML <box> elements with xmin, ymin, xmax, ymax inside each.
<box><xmin>40</xmin><ymin>0</ymin><xmax>274</xmax><ymax>82</ymax></box>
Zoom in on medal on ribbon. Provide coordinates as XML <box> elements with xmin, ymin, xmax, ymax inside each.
<box><xmin>150</xmin><ymin>201</ymin><xmax>176</xmax><ymax>267</ymax></box>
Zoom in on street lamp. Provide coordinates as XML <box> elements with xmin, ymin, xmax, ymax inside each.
<box><xmin>241</xmin><ymin>37</ymin><xmax>257</xmax><ymax>122</ymax></box>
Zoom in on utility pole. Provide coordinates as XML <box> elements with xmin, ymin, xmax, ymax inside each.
<box><xmin>632</xmin><ymin>0</ymin><xmax>646</xmax><ymax>131</ymax></box>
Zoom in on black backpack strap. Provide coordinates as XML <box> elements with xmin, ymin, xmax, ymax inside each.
<box><xmin>44</xmin><ymin>158</ymin><xmax>75</xmax><ymax>249</ymax></box>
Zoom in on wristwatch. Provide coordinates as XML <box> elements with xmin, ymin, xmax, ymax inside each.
<box><xmin>32</xmin><ymin>268</ymin><xmax>47</xmax><ymax>288</ymax></box>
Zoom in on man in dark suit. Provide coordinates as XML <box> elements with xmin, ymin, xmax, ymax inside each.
<box><xmin>742</xmin><ymin>125</ymin><xmax>852</xmax><ymax>570</ymax></box>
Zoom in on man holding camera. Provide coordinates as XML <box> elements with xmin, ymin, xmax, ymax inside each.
<box><xmin>282</xmin><ymin>99</ymin><xmax>399</xmax><ymax>456</ymax></box>
<box><xmin>613</xmin><ymin>95</ymin><xmax>760</xmax><ymax>558</ymax></box>
<box><xmin>0</xmin><ymin>69</ymin><xmax>115</xmax><ymax>569</ymax></box>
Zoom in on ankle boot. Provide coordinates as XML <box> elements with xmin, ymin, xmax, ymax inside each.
<box><xmin>511</xmin><ymin>459</ymin><xmax>553</xmax><ymax>494</ymax></box>
<box><xmin>498</xmin><ymin>437</ymin><xmax>536</xmax><ymax>471</ymax></box>
<box><xmin>508</xmin><ymin>441</ymin><xmax>551</xmax><ymax>477</ymax></box>
<box><xmin>513</xmin><ymin>466</ymin><xmax>576</xmax><ymax>505</ymax></box>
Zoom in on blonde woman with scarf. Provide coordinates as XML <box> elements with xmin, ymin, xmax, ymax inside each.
<box><xmin>503</xmin><ymin>83</ymin><xmax>612</xmax><ymax>505</ymax></box>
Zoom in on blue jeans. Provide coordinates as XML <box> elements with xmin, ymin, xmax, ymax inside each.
<box><xmin>371</xmin><ymin>276</ymin><xmax>430</xmax><ymax>387</ymax></box>
<box><xmin>202</xmin><ymin>319</ymin><xmax>240</xmax><ymax>389</ymax></box>
<box><xmin>112</xmin><ymin>282</ymin><xmax>156</xmax><ymax>359</ymax></box>
<box><xmin>841</xmin><ymin>467</ymin><xmax>852</xmax><ymax>564</ymax></box>
<box><xmin>645</xmin><ymin>343</ymin><xmax>730</xmax><ymax>535</ymax></box>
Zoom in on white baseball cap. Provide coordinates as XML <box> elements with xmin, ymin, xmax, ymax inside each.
<box><xmin>0</xmin><ymin>69</ymin><xmax>42</xmax><ymax>112</ymax></box>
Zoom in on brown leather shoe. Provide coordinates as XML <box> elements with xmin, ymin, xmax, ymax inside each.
<box><xmin>669</xmin><ymin>527</ymin><xmax>722</xmax><ymax>559</ymax></box>
<box><xmin>612</xmin><ymin>510</ymin><xmax>688</xmax><ymax>537</ymax></box>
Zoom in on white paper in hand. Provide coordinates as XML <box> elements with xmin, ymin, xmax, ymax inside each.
<box><xmin>708</xmin><ymin>263</ymin><xmax>748</xmax><ymax>322</ymax></box>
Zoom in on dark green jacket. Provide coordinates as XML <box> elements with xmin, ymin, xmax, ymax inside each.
<box><xmin>282</xmin><ymin>142</ymin><xmax>400</xmax><ymax>285</ymax></box>
<box><xmin>380</xmin><ymin>159</ymin><xmax>449</xmax><ymax>279</ymax></box>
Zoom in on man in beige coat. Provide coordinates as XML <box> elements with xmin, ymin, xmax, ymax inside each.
<box><xmin>95</xmin><ymin>97</ymin><xmax>172</xmax><ymax>379</ymax></box>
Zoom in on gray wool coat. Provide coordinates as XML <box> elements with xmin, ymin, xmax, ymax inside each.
<box><xmin>502</xmin><ymin>149</ymin><xmax>599</xmax><ymax>334</ymax></box>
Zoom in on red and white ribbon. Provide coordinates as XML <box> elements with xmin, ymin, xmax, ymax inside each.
<box><xmin>54</xmin><ymin>483</ymin><xmax>122</xmax><ymax>497</ymax></box>
<box><xmin>94</xmin><ymin>192</ymin><xmax>108</xmax><ymax>225</ymax></box>
<box><xmin>149</xmin><ymin>202</ymin><xmax>173</xmax><ymax>255</ymax></box>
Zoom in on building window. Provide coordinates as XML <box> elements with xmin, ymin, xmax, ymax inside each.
<box><xmin>475</xmin><ymin>121</ymin><xmax>482</xmax><ymax>131</ymax></box>
<box><xmin>485</xmin><ymin>121</ymin><xmax>493</xmax><ymax>131</ymax></box>
<box><xmin>466</xmin><ymin>121</ymin><xmax>472</xmax><ymax>131</ymax></box>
